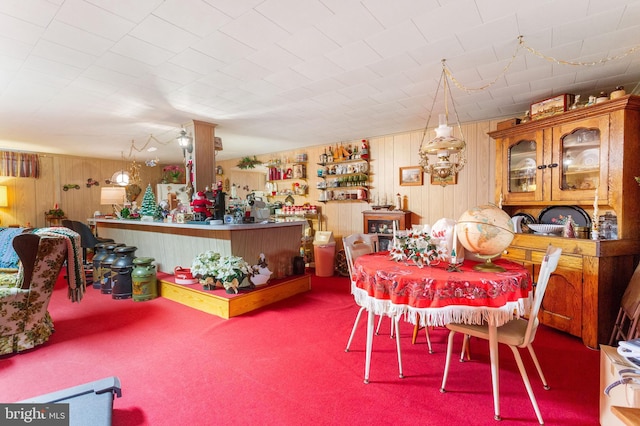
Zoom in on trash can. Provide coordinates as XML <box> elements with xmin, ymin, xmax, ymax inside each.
<box><xmin>313</xmin><ymin>231</ymin><xmax>336</xmax><ymax>277</ymax></box>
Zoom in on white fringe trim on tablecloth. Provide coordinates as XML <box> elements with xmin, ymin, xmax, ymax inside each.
<box><xmin>351</xmin><ymin>281</ymin><xmax>532</xmax><ymax>327</ymax></box>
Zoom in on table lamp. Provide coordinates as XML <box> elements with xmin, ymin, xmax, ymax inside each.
<box><xmin>0</xmin><ymin>186</ymin><xmax>7</xmax><ymax>207</ymax></box>
<box><xmin>100</xmin><ymin>187</ymin><xmax>126</xmax><ymax>216</ymax></box>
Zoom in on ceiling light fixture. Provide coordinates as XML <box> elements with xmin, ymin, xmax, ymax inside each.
<box><xmin>418</xmin><ymin>59</ymin><xmax>466</xmax><ymax>182</ymax></box>
<box><xmin>177</xmin><ymin>128</ymin><xmax>193</xmax><ymax>153</ymax></box>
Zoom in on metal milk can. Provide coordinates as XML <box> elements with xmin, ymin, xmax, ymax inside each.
<box><xmin>111</xmin><ymin>246</ymin><xmax>137</xmax><ymax>299</ymax></box>
<box><xmin>132</xmin><ymin>257</ymin><xmax>157</xmax><ymax>301</ymax></box>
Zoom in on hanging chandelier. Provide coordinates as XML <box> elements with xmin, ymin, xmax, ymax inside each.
<box><xmin>418</xmin><ymin>60</ymin><xmax>466</xmax><ymax>181</ymax></box>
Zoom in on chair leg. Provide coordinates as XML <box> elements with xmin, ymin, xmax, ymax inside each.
<box><xmin>509</xmin><ymin>345</ymin><xmax>544</xmax><ymax>425</ymax></box>
<box><xmin>460</xmin><ymin>334</ymin><xmax>471</xmax><ymax>361</ymax></box>
<box><xmin>440</xmin><ymin>330</ymin><xmax>456</xmax><ymax>392</ymax></box>
<box><xmin>411</xmin><ymin>324</ymin><xmax>433</xmax><ymax>353</ymax></box>
<box><xmin>526</xmin><ymin>344</ymin><xmax>550</xmax><ymax>390</ymax></box>
<box><xmin>394</xmin><ymin>315</ymin><xmax>404</xmax><ymax>379</ymax></box>
<box><xmin>375</xmin><ymin>314</ymin><xmax>384</xmax><ymax>335</ymax></box>
<box><xmin>345</xmin><ymin>306</ymin><xmax>366</xmax><ymax>352</ymax></box>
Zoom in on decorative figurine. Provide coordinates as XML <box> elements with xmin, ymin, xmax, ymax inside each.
<box><xmin>360</xmin><ymin>139</ymin><xmax>369</xmax><ymax>159</ymax></box>
<box><xmin>190</xmin><ymin>191</ymin><xmax>212</xmax><ymax>219</ymax></box>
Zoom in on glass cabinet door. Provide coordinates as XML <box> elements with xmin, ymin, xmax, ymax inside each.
<box><xmin>551</xmin><ymin>115</ymin><xmax>609</xmax><ymax>202</ymax></box>
<box><xmin>508</xmin><ymin>139</ymin><xmax>537</xmax><ymax>194</ymax></box>
<box><xmin>561</xmin><ymin>128</ymin><xmax>600</xmax><ymax>191</ymax></box>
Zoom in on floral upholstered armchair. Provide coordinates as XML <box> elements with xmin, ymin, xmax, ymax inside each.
<box><xmin>0</xmin><ymin>233</ymin><xmax>68</xmax><ymax>355</ymax></box>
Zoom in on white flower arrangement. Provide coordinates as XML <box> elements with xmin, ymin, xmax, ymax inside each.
<box><xmin>191</xmin><ymin>251</ymin><xmax>252</xmax><ymax>282</ymax></box>
<box><xmin>389</xmin><ymin>230</ymin><xmax>446</xmax><ymax>268</ymax></box>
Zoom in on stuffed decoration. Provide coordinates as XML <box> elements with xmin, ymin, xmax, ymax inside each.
<box><xmin>191</xmin><ymin>191</ymin><xmax>212</xmax><ymax>217</ymax></box>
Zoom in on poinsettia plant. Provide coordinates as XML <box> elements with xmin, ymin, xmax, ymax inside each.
<box><xmin>389</xmin><ymin>229</ymin><xmax>446</xmax><ymax>268</ymax></box>
<box><xmin>191</xmin><ymin>251</ymin><xmax>252</xmax><ymax>282</ymax></box>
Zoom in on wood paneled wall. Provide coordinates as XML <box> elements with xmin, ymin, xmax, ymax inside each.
<box><xmin>216</xmin><ymin>119</ymin><xmax>501</xmax><ymax>245</ymax></box>
<box><xmin>0</xmin><ymin>118</ymin><xmax>500</xmax><ymax>236</ymax></box>
<box><xmin>0</xmin><ymin>155</ymin><xmax>162</xmax><ymax>228</ymax></box>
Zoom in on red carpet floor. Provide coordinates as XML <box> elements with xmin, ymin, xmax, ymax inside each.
<box><xmin>0</xmin><ymin>272</ymin><xmax>599</xmax><ymax>425</ymax></box>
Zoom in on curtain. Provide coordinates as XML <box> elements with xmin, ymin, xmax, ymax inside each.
<box><xmin>0</xmin><ymin>151</ymin><xmax>40</xmax><ymax>178</ymax></box>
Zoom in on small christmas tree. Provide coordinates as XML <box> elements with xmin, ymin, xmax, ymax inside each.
<box><xmin>139</xmin><ymin>184</ymin><xmax>157</xmax><ymax>220</ymax></box>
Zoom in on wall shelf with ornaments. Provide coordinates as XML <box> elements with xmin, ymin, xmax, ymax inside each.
<box><xmin>316</xmin><ymin>157</ymin><xmax>369</xmax><ymax>203</ymax></box>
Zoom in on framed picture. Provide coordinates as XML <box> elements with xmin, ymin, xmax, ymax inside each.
<box><xmin>399</xmin><ymin>166</ymin><xmax>423</xmax><ymax>186</ymax></box>
<box><xmin>530</xmin><ymin>94</ymin><xmax>574</xmax><ymax>120</ymax></box>
<box><xmin>430</xmin><ymin>173</ymin><xmax>458</xmax><ymax>186</ymax></box>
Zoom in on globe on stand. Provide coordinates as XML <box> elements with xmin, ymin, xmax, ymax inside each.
<box><xmin>456</xmin><ymin>204</ymin><xmax>515</xmax><ymax>272</ymax></box>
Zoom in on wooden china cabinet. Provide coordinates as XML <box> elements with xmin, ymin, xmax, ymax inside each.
<box><xmin>489</xmin><ymin>95</ymin><xmax>640</xmax><ymax>348</ymax></box>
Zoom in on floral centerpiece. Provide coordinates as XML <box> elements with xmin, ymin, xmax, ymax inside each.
<box><xmin>163</xmin><ymin>165</ymin><xmax>184</xmax><ymax>183</ymax></box>
<box><xmin>46</xmin><ymin>204</ymin><xmax>65</xmax><ymax>218</ymax></box>
<box><xmin>389</xmin><ymin>229</ymin><xmax>445</xmax><ymax>268</ymax></box>
<box><xmin>191</xmin><ymin>251</ymin><xmax>253</xmax><ymax>293</ymax></box>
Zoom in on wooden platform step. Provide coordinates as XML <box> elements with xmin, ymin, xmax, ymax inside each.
<box><xmin>157</xmin><ymin>273</ymin><xmax>311</xmax><ymax>319</ymax></box>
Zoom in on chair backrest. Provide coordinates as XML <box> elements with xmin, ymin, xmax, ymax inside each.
<box><xmin>522</xmin><ymin>245</ymin><xmax>562</xmax><ymax>345</ymax></box>
<box><xmin>343</xmin><ymin>234</ymin><xmax>378</xmax><ymax>279</ymax></box>
<box><xmin>61</xmin><ymin>219</ymin><xmax>74</xmax><ymax>230</ymax></box>
<box><xmin>70</xmin><ymin>220</ymin><xmax>100</xmax><ymax>249</ymax></box>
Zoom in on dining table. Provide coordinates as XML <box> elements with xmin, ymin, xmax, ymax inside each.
<box><xmin>351</xmin><ymin>251</ymin><xmax>533</xmax><ymax>420</ymax></box>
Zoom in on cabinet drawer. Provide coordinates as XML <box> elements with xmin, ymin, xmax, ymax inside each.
<box><xmin>502</xmin><ymin>247</ymin><xmax>583</xmax><ymax>270</ymax></box>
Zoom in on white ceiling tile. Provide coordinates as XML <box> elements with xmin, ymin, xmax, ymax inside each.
<box><xmin>56</xmin><ymin>0</ymin><xmax>135</xmax><ymax>41</ymax></box>
<box><xmin>86</xmin><ymin>0</ymin><xmax>164</xmax><ymax>23</ymax></box>
<box><xmin>365</xmin><ymin>22</ymin><xmax>427</xmax><ymax>59</ymax></box>
<box><xmin>192</xmin><ymin>31</ymin><xmax>256</xmax><ymax>63</ymax></box>
<box><xmin>130</xmin><ymin>15</ymin><xmax>201</xmax><ymax>53</ymax></box>
<box><xmin>315</xmin><ymin>2</ymin><xmax>384</xmax><ymax>46</ymax></box>
<box><xmin>264</xmin><ymin>69</ymin><xmax>311</xmax><ymax>90</ymax></box>
<box><xmin>256</xmin><ymin>0</ymin><xmax>333</xmax><ymax>33</ymax></box>
<box><xmin>362</xmin><ymin>0</ymin><xmax>440</xmax><ymax>28</ymax></box>
<box><xmin>326</xmin><ymin>41</ymin><xmax>381</xmax><ymax>71</ymax></box>
<box><xmin>412</xmin><ymin>0</ymin><xmax>483</xmax><ymax>43</ymax></box>
<box><xmin>246</xmin><ymin>44</ymin><xmax>302</xmax><ymax>72</ymax></box>
<box><xmin>147</xmin><ymin>62</ymin><xmax>203</xmax><ymax>85</ymax></box>
<box><xmin>292</xmin><ymin>56</ymin><xmax>344</xmax><ymax>81</ymax></box>
<box><xmin>278</xmin><ymin>27</ymin><xmax>339</xmax><ymax>60</ymax></box>
<box><xmin>153</xmin><ymin>0</ymin><xmax>232</xmax><ymax>38</ymax></box>
<box><xmin>196</xmin><ymin>71</ymin><xmax>243</xmax><ymax>91</ymax></box>
<box><xmin>0</xmin><ymin>35</ymin><xmax>33</xmax><ymax>60</ymax></box>
<box><xmin>82</xmin><ymin>64</ymin><xmax>139</xmax><ymax>87</ymax></box>
<box><xmin>169</xmin><ymin>48</ymin><xmax>224</xmax><ymax>74</ymax></box>
<box><xmin>218</xmin><ymin>10</ymin><xmax>290</xmax><ymax>50</ymax></box>
<box><xmin>110</xmin><ymin>35</ymin><xmax>174</xmax><ymax>66</ymax></box>
<box><xmin>218</xmin><ymin>59</ymin><xmax>271</xmax><ymax>82</ymax></box>
<box><xmin>0</xmin><ymin>11</ymin><xmax>45</xmax><ymax>44</ymax></box>
<box><xmin>0</xmin><ymin>0</ymin><xmax>59</xmax><ymax>27</ymax></box>
<box><xmin>202</xmin><ymin>0</ymin><xmax>263</xmax><ymax>19</ymax></box>
<box><xmin>367</xmin><ymin>53</ymin><xmax>420</xmax><ymax>79</ymax></box>
<box><xmin>43</xmin><ymin>21</ymin><xmax>113</xmax><ymax>56</ymax></box>
<box><xmin>516</xmin><ymin>0</ymin><xmax>589</xmax><ymax>35</ymax></box>
<box><xmin>22</xmin><ymin>55</ymin><xmax>83</xmax><ymax>82</ymax></box>
<box><xmin>32</xmin><ymin>39</ymin><xmax>96</xmax><ymax>69</ymax></box>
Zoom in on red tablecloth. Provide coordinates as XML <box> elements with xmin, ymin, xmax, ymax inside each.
<box><xmin>352</xmin><ymin>251</ymin><xmax>532</xmax><ymax>327</ymax></box>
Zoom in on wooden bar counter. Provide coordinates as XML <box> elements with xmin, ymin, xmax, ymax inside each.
<box><xmin>95</xmin><ymin>219</ymin><xmax>303</xmax><ymax>278</ymax></box>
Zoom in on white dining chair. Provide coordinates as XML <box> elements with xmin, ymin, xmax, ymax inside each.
<box><xmin>440</xmin><ymin>245</ymin><xmax>562</xmax><ymax>425</ymax></box>
<box><xmin>343</xmin><ymin>233</ymin><xmax>389</xmax><ymax>351</ymax></box>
